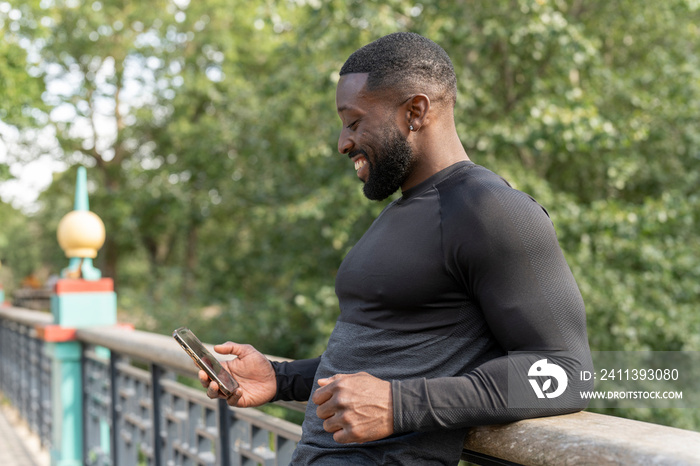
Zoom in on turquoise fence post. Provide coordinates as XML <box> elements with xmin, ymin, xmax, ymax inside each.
<box><xmin>46</xmin><ymin>338</ymin><xmax>82</xmax><ymax>466</ymax></box>
<box><xmin>0</xmin><ymin>260</ymin><xmax>5</xmax><ymax>305</ymax></box>
<box><xmin>37</xmin><ymin>166</ymin><xmax>115</xmax><ymax>466</ymax></box>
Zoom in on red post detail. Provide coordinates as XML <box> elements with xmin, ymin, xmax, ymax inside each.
<box><xmin>36</xmin><ymin>324</ymin><xmax>77</xmax><ymax>342</ymax></box>
<box><xmin>54</xmin><ymin>278</ymin><xmax>114</xmax><ymax>294</ymax></box>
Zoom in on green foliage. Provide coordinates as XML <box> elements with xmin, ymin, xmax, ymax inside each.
<box><xmin>1</xmin><ymin>0</ymin><xmax>698</xmax><ymax>431</ymax></box>
<box><xmin>0</xmin><ymin>200</ymin><xmax>43</xmax><ymax>289</ymax></box>
<box><xmin>0</xmin><ymin>1</ymin><xmax>46</xmax><ymax>128</ymax></box>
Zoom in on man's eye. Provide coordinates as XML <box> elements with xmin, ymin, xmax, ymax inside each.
<box><xmin>347</xmin><ymin>120</ymin><xmax>359</xmax><ymax>130</ymax></box>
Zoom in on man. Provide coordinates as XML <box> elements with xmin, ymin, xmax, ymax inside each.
<box><xmin>200</xmin><ymin>32</ymin><xmax>593</xmax><ymax>464</ymax></box>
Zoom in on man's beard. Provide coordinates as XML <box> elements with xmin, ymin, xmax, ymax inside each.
<box><xmin>362</xmin><ymin>125</ymin><xmax>415</xmax><ymax>201</ymax></box>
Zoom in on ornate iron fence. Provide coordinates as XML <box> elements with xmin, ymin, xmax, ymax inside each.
<box><xmin>79</xmin><ymin>326</ymin><xmax>305</xmax><ymax>466</ymax></box>
<box><xmin>0</xmin><ymin>307</ymin><xmax>53</xmax><ymax>449</ymax></box>
<box><xmin>0</xmin><ymin>307</ymin><xmax>303</xmax><ymax>466</ymax></box>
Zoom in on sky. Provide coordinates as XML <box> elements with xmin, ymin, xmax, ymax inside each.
<box><xmin>0</xmin><ymin>157</ymin><xmax>65</xmax><ymax>212</ymax></box>
<box><xmin>0</xmin><ymin>122</ymin><xmax>66</xmax><ymax>213</ymax></box>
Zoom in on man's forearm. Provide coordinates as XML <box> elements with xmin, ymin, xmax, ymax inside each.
<box><xmin>392</xmin><ymin>352</ymin><xmax>592</xmax><ymax>433</ymax></box>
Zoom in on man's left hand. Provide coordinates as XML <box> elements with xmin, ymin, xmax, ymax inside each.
<box><xmin>312</xmin><ymin>372</ymin><xmax>393</xmax><ymax>444</ymax></box>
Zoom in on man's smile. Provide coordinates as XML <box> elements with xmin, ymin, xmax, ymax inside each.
<box><xmin>354</xmin><ymin>158</ymin><xmax>367</xmax><ymax>171</ymax></box>
<box><xmin>350</xmin><ymin>151</ymin><xmax>370</xmax><ymax>180</ymax></box>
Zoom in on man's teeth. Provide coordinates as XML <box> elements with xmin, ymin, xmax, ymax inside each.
<box><xmin>355</xmin><ymin>159</ymin><xmax>367</xmax><ymax>171</ymax></box>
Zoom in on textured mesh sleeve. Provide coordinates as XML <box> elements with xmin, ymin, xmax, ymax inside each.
<box><xmin>393</xmin><ymin>172</ymin><xmax>593</xmax><ymax>432</ymax></box>
<box><xmin>270</xmin><ymin>357</ymin><xmax>321</xmax><ymax>402</ymax></box>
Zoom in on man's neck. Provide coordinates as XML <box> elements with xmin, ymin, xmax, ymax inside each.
<box><xmin>402</xmin><ymin>130</ymin><xmax>469</xmax><ymax>192</ymax></box>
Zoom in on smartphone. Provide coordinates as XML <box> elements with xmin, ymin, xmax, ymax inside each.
<box><xmin>172</xmin><ymin>327</ymin><xmax>239</xmax><ymax>398</ymax></box>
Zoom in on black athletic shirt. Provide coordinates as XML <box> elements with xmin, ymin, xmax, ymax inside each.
<box><xmin>271</xmin><ymin>161</ymin><xmax>593</xmax><ymax>464</ymax></box>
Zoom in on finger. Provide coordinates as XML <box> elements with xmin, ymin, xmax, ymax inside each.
<box><xmin>213</xmin><ymin>342</ymin><xmax>259</xmax><ymax>362</ymax></box>
<box><xmin>311</xmin><ymin>383</ymin><xmax>335</xmax><ymax>406</ymax></box>
<box><xmin>316</xmin><ymin>396</ymin><xmax>336</xmax><ymax>420</ymax></box>
<box><xmin>206</xmin><ymin>380</ymin><xmax>221</xmax><ymax>399</ymax></box>
<box><xmin>322</xmin><ymin>414</ymin><xmax>343</xmax><ymax>435</ymax></box>
<box><xmin>198</xmin><ymin>370</ymin><xmax>211</xmax><ymax>388</ymax></box>
<box><xmin>226</xmin><ymin>388</ymin><xmax>243</xmax><ymax>407</ymax></box>
<box><xmin>213</xmin><ymin>341</ymin><xmax>238</xmax><ymax>355</ymax></box>
<box><xmin>317</xmin><ymin>373</ymin><xmax>342</xmax><ymax>387</ymax></box>
<box><xmin>333</xmin><ymin>429</ymin><xmax>357</xmax><ymax>444</ymax></box>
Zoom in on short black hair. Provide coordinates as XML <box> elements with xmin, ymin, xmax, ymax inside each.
<box><xmin>340</xmin><ymin>32</ymin><xmax>457</xmax><ymax>107</ymax></box>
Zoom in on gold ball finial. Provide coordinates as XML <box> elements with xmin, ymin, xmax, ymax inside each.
<box><xmin>57</xmin><ymin>210</ymin><xmax>106</xmax><ymax>259</ymax></box>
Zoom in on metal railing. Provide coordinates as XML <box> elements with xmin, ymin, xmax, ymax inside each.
<box><xmin>77</xmin><ymin>325</ymin><xmax>304</xmax><ymax>466</ymax></box>
<box><xmin>1</xmin><ymin>306</ymin><xmax>303</xmax><ymax>466</ymax></box>
<box><xmin>0</xmin><ymin>307</ymin><xmax>53</xmax><ymax>449</ymax></box>
<box><xmin>11</xmin><ymin>288</ymin><xmax>52</xmax><ymax>311</ymax></box>
<box><xmin>2</xmin><ymin>305</ymin><xmax>700</xmax><ymax>466</ymax></box>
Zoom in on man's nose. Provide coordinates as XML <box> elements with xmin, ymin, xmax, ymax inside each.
<box><xmin>338</xmin><ymin>128</ymin><xmax>353</xmax><ymax>155</ymax></box>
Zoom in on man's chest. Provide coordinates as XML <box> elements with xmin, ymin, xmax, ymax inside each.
<box><xmin>335</xmin><ymin>196</ymin><xmax>468</xmax><ymax>326</ymax></box>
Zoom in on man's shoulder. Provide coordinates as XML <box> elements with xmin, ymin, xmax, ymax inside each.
<box><xmin>436</xmin><ymin>163</ymin><xmax>522</xmax><ymax>208</ymax></box>
<box><xmin>435</xmin><ymin>162</ymin><xmax>550</xmax><ymax>229</ymax></box>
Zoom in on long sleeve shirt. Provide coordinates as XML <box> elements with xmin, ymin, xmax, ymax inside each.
<box><xmin>273</xmin><ymin>161</ymin><xmax>593</xmax><ymax>465</ymax></box>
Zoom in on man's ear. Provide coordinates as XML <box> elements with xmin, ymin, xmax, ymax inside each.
<box><xmin>405</xmin><ymin>94</ymin><xmax>430</xmax><ymax>132</ymax></box>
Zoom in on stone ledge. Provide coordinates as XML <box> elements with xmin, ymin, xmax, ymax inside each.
<box><xmin>463</xmin><ymin>410</ymin><xmax>700</xmax><ymax>465</ymax></box>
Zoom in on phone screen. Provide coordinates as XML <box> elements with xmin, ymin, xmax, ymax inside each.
<box><xmin>172</xmin><ymin>327</ymin><xmax>239</xmax><ymax>397</ymax></box>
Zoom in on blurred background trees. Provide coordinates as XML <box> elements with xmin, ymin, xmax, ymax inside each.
<box><xmin>1</xmin><ymin>0</ymin><xmax>698</xmax><ymax>429</ymax></box>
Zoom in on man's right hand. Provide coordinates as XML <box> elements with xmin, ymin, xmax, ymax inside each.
<box><xmin>198</xmin><ymin>341</ymin><xmax>277</xmax><ymax>407</ymax></box>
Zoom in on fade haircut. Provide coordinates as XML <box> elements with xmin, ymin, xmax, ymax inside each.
<box><xmin>340</xmin><ymin>32</ymin><xmax>457</xmax><ymax>107</ymax></box>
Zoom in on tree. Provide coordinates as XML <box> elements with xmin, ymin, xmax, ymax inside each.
<box><xmin>2</xmin><ymin>0</ymin><xmax>698</xmax><ymax>430</ymax></box>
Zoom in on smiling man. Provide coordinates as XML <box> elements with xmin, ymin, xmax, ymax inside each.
<box><xmin>200</xmin><ymin>32</ymin><xmax>593</xmax><ymax>465</ymax></box>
